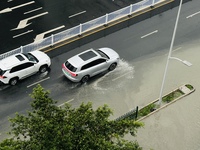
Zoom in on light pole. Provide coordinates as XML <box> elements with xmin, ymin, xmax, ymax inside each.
<box><xmin>158</xmin><ymin>0</ymin><xmax>192</xmax><ymax>106</ymax></box>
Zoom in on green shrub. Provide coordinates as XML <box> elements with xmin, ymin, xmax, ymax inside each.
<box><xmin>138</xmin><ymin>103</ymin><xmax>156</xmax><ymax>117</ymax></box>
<box><xmin>185</xmin><ymin>84</ymin><xmax>194</xmax><ymax>90</ymax></box>
<box><xmin>162</xmin><ymin>89</ymin><xmax>184</xmax><ymax>103</ymax></box>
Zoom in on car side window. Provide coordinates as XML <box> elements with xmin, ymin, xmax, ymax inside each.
<box><xmin>10</xmin><ymin>62</ymin><xmax>34</xmax><ymax>73</ymax></box>
<box><xmin>81</xmin><ymin>59</ymin><xmax>106</xmax><ymax>70</ymax></box>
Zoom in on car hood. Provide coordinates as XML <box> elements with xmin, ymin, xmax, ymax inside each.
<box><xmin>30</xmin><ymin>50</ymin><xmax>50</xmax><ymax>61</ymax></box>
<box><xmin>98</xmin><ymin>47</ymin><xmax>119</xmax><ymax>59</ymax></box>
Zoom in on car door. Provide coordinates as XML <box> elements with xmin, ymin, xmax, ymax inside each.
<box><xmin>10</xmin><ymin>64</ymin><xmax>27</xmax><ymax>79</ymax></box>
<box><xmin>89</xmin><ymin>58</ymin><xmax>108</xmax><ymax>76</ymax></box>
<box><xmin>22</xmin><ymin>62</ymin><xmax>37</xmax><ymax>78</ymax></box>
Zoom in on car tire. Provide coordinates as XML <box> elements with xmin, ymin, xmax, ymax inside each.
<box><xmin>108</xmin><ymin>63</ymin><xmax>117</xmax><ymax>71</ymax></box>
<box><xmin>39</xmin><ymin>65</ymin><xmax>48</xmax><ymax>73</ymax></box>
<box><xmin>9</xmin><ymin>78</ymin><xmax>18</xmax><ymax>86</ymax></box>
<box><xmin>81</xmin><ymin>75</ymin><xmax>89</xmax><ymax>83</ymax></box>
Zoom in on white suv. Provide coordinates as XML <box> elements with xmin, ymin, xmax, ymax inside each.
<box><xmin>62</xmin><ymin>47</ymin><xmax>120</xmax><ymax>83</ymax></box>
<box><xmin>0</xmin><ymin>50</ymin><xmax>51</xmax><ymax>85</ymax></box>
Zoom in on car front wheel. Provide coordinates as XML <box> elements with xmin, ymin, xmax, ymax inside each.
<box><xmin>9</xmin><ymin>78</ymin><xmax>18</xmax><ymax>86</ymax></box>
<box><xmin>39</xmin><ymin>65</ymin><xmax>48</xmax><ymax>73</ymax></box>
<box><xmin>108</xmin><ymin>63</ymin><xmax>117</xmax><ymax>71</ymax></box>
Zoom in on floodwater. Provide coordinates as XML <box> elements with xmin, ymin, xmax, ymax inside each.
<box><xmin>125</xmin><ymin>40</ymin><xmax>200</xmax><ymax>150</ymax></box>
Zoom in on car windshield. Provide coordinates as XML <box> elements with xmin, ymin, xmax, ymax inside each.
<box><xmin>23</xmin><ymin>53</ymin><xmax>39</xmax><ymax>63</ymax></box>
<box><xmin>95</xmin><ymin>50</ymin><xmax>109</xmax><ymax>59</ymax></box>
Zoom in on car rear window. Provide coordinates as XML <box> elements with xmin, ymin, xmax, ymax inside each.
<box><xmin>0</xmin><ymin>68</ymin><xmax>6</xmax><ymax>76</ymax></box>
<box><xmin>79</xmin><ymin>50</ymin><xmax>97</xmax><ymax>61</ymax></box>
<box><xmin>65</xmin><ymin>61</ymin><xmax>77</xmax><ymax>72</ymax></box>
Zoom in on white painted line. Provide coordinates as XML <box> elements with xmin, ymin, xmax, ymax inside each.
<box><xmin>58</xmin><ymin>99</ymin><xmax>75</xmax><ymax>107</ymax></box>
<box><xmin>12</xmin><ymin>1</ymin><xmax>35</xmax><ymax>10</ymax></box>
<box><xmin>11</xmin><ymin>12</ymin><xmax>48</xmax><ymax>30</ymax></box>
<box><xmin>34</xmin><ymin>25</ymin><xmax>65</xmax><ymax>42</ymax></box>
<box><xmin>141</xmin><ymin>30</ymin><xmax>158</xmax><ymax>39</ymax></box>
<box><xmin>13</xmin><ymin>30</ymin><xmax>33</xmax><ymax>38</ymax></box>
<box><xmin>186</xmin><ymin>11</ymin><xmax>200</xmax><ymax>19</ymax></box>
<box><xmin>165</xmin><ymin>47</ymin><xmax>182</xmax><ymax>56</ymax></box>
<box><xmin>8</xmin><ymin>0</ymin><xmax>13</xmax><ymax>2</ymax></box>
<box><xmin>27</xmin><ymin>77</ymin><xmax>50</xmax><ymax>88</ymax></box>
<box><xmin>69</xmin><ymin>10</ymin><xmax>86</xmax><ymax>18</ymax></box>
<box><xmin>172</xmin><ymin>47</ymin><xmax>182</xmax><ymax>52</ymax></box>
<box><xmin>112</xmin><ymin>71</ymin><xmax>132</xmax><ymax>81</ymax></box>
<box><xmin>0</xmin><ymin>1</ymin><xmax>35</xmax><ymax>13</ymax></box>
<box><xmin>24</xmin><ymin>7</ymin><xmax>43</xmax><ymax>14</ymax></box>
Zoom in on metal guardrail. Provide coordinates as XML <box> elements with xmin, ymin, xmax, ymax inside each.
<box><xmin>115</xmin><ymin>106</ymin><xmax>138</xmax><ymax>121</ymax></box>
<box><xmin>0</xmin><ymin>0</ymin><xmax>165</xmax><ymax>60</ymax></box>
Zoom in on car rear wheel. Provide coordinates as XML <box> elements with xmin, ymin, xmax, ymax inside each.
<box><xmin>108</xmin><ymin>63</ymin><xmax>117</xmax><ymax>71</ymax></box>
<box><xmin>39</xmin><ymin>65</ymin><xmax>48</xmax><ymax>73</ymax></box>
<box><xmin>9</xmin><ymin>78</ymin><xmax>18</xmax><ymax>86</ymax></box>
<box><xmin>81</xmin><ymin>75</ymin><xmax>89</xmax><ymax>83</ymax></box>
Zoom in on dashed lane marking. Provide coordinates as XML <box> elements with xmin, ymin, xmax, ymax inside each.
<box><xmin>69</xmin><ymin>11</ymin><xmax>86</xmax><ymax>18</ymax></box>
<box><xmin>27</xmin><ymin>77</ymin><xmax>50</xmax><ymax>88</ymax></box>
<box><xmin>186</xmin><ymin>11</ymin><xmax>200</xmax><ymax>18</ymax></box>
<box><xmin>24</xmin><ymin>7</ymin><xmax>43</xmax><ymax>14</ymax></box>
<box><xmin>58</xmin><ymin>99</ymin><xmax>75</xmax><ymax>107</ymax></box>
<box><xmin>13</xmin><ymin>30</ymin><xmax>33</xmax><ymax>38</ymax></box>
<box><xmin>141</xmin><ymin>30</ymin><xmax>158</xmax><ymax>39</ymax></box>
<box><xmin>172</xmin><ymin>47</ymin><xmax>182</xmax><ymax>52</ymax></box>
<box><xmin>112</xmin><ymin>71</ymin><xmax>132</xmax><ymax>81</ymax></box>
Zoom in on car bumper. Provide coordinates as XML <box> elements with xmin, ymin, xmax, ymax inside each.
<box><xmin>0</xmin><ymin>79</ymin><xmax>8</xmax><ymax>85</ymax></box>
<box><xmin>62</xmin><ymin>69</ymin><xmax>80</xmax><ymax>82</ymax></box>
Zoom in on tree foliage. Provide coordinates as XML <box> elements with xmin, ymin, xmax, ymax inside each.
<box><xmin>0</xmin><ymin>84</ymin><xmax>143</xmax><ymax>150</ymax></box>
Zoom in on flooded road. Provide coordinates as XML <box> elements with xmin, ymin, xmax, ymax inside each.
<box><xmin>125</xmin><ymin>40</ymin><xmax>200</xmax><ymax>150</ymax></box>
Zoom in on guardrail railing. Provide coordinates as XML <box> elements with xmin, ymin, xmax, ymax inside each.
<box><xmin>0</xmin><ymin>0</ymin><xmax>165</xmax><ymax>60</ymax></box>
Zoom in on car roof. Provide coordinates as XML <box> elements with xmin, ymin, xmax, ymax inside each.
<box><xmin>0</xmin><ymin>53</ymin><xmax>28</xmax><ymax>70</ymax></box>
<box><xmin>68</xmin><ymin>49</ymin><xmax>100</xmax><ymax>68</ymax></box>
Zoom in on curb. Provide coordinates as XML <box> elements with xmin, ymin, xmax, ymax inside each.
<box><xmin>137</xmin><ymin>84</ymin><xmax>195</xmax><ymax>121</ymax></box>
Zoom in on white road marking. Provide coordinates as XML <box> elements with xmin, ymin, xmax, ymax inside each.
<box><xmin>58</xmin><ymin>99</ymin><xmax>75</xmax><ymax>107</ymax></box>
<box><xmin>69</xmin><ymin>10</ymin><xmax>86</xmax><ymax>18</ymax></box>
<box><xmin>186</xmin><ymin>11</ymin><xmax>200</xmax><ymax>18</ymax></box>
<box><xmin>7</xmin><ymin>0</ymin><xmax>13</xmax><ymax>2</ymax></box>
<box><xmin>34</xmin><ymin>25</ymin><xmax>65</xmax><ymax>42</ymax></box>
<box><xmin>112</xmin><ymin>71</ymin><xmax>132</xmax><ymax>81</ymax></box>
<box><xmin>172</xmin><ymin>47</ymin><xmax>182</xmax><ymax>52</ymax></box>
<box><xmin>11</xmin><ymin>12</ymin><xmax>48</xmax><ymax>30</ymax></box>
<box><xmin>0</xmin><ymin>1</ymin><xmax>35</xmax><ymax>13</ymax></box>
<box><xmin>141</xmin><ymin>30</ymin><xmax>158</xmax><ymax>39</ymax></box>
<box><xmin>165</xmin><ymin>47</ymin><xmax>182</xmax><ymax>55</ymax></box>
<box><xmin>24</xmin><ymin>7</ymin><xmax>43</xmax><ymax>14</ymax></box>
<box><xmin>13</xmin><ymin>30</ymin><xmax>33</xmax><ymax>38</ymax></box>
<box><xmin>27</xmin><ymin>77</ymin><xmax>50</xmax><ymax>88</ymax></box>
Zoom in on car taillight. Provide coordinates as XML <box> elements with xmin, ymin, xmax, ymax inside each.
<box><xmin>0</xmin><ymin>76</ymin><xmax>7</xmax><ymax>79</ymax></box>
<box><xmin>71</xmin><ymin>72</ymin><xmax>77</xmax><ymax>77</ymax></box>
<box><xmin>62</xmin><ymin>63</ymin><xmax>66</xmax><ymax>69</ymax></box>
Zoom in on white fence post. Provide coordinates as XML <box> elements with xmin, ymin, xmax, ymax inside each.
<box><xmin>104</xmin><ymin>13</ymin><xmax>108</xmax><ymax>26</ymax></box>
<box><xmin>20</xmin><ymin>46</ymin><xmax>23</xmax><ymax>53</ymax></box>
<box><xmin>151</xmin><ymin>0</ymin><xmax>155</xmax><ymax>8</ymax></box>
<box><xmin>129</xmin><ymin>4</ymin><xmax>133</xmax><ymax>16</ymax></box>
<box><xmin>79</xmin><ymin>24</ymin><xmax>82</xmax><ymax>36</ymax></box>
<box><xmin>51</xmin><ymin>34</ymin><xmax>54</xmax><ymax>47</ymax></box>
